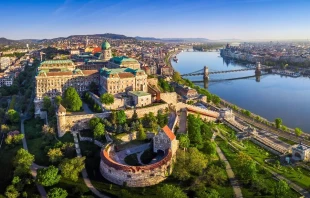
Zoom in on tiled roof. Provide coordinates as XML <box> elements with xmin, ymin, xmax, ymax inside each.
<box><xmin>46</xmin><ymin>72</ymin><xmax>73</xmax><ymax>76</ymax></box>
<box><xmin>40</xmin><ymin>60</ymin><xmax>74</xmax><ymax>65</ymax></box>
<box><xmin>58</xmin><ymin>104</ymin><xmax>66</xmax><ymax>113</ymax></box>
<box><xmin>162</xmin><ymin>125</ymin><xmax>176</xmax><ymax>141</ymax></box>
<box><xmin>118</xmin><ymin>72</ymin><xmax>135</xmax><ymax>78</ymax></box>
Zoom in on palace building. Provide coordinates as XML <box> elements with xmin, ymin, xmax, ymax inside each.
<box><xmin>99</xmin><ymin>67</ymin><xmax>147</xmax><ymax>94</ymax></box>
<box><xmin>34</xmin><ymin>41</ymin><xmax>143</xmax><ymax>115</ymax></box>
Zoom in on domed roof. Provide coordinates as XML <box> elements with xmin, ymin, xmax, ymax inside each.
<box><xmin>101</xmin><ymin>41</ymin><xmax>111</xmax><ymax>50</ymax></box>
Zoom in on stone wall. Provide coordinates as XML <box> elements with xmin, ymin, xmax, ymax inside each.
<box><xmin>125</xmin><ymin>103</ymin><xmax>169</xmax><ymax>118</ymax></box>
<box><xmin>160</xmin><ymin>92</ymin><xmax>178</xmax><ymax>105</ymax></box>
<box><xmin>147</xmin><ymin>78</ymin><xmax>158</xmax><ymax>87</ymax></box>
<box><xmin>100</xmin><ymin>144</ymin><xmax>174</xmax><ymax>187</ymax></box>
<box><xmin>57</xmin><ymin>112</ymin><xmax>111</xmax><ymax>137</ymax></box>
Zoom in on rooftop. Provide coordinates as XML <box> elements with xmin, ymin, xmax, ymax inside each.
<box><xmin>40</xmin><ymin>59</ymin><xmax>74</xmax><ymax>66</ymax></box>
<box><xmin>100</xmin><ymin>67</ymin><xmax>145</xmax><ymax>77</ymax></box>
<box><xmin>111</xmin><ymin>56</ymin><xmax>139</xmax><ymax>64</ymax></box>
<box><xmin>162</xmin><ymin>125</ymin><xmax>176</xmax><ymax>141</ymax></box>
<box><xmin>129</xmin><ymin>91</ymin><xmax>151</xmax><ymax>97</ymax></box>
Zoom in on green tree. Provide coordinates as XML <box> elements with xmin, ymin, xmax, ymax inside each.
<box><xmin>274</xmin><ymin>180</ymin><xmax>289</xmax><ymax>198</ymax></box>
<box><xmin>94</xmin><ymin>123</ymin><xmax>105</xmax><ymax>140</ymax></box>
<box><xmin>47</xmin><ymin>188</ymin><xmax>68</xmax><ymax>198</ymax></box>
<box><xmin>172</xmin><ymin>72</ymin><xmax>182</xmax><ymax>83</ymax></box>
<box><xmin>295</xmin><ymin>128</ymin><xmax>303</xmax><ymax>137</ymax></box>
<box><xmin>157</xmin><ymin>110</ymin><xmax>168</xmax><ymax>127</ymax></box>
<box><xmin>88</xmin><ymin>117</ymin><xmax>101</xmax><ymax>129</ymax></box>
<box><xmin>63</xmin><ymin>87</ymin><xmax>82</xmax><ymax>111</ymax></box>
<box><xmin>201</xmin><ymin>140</ymin><xmax>216</xmax><ymax>156</ymax></box>
<box><xmin>7</xmin><ymin>109</ymin><xmax>20</xmax><ymax>124</ymax></box>
<box><xmin>1</xmin><ymin>124</ymin><xmax>10</xmax><ymax>133</ymax></box>
<box><xmin>178</xmin><ymin>134</ymin><xmax>190</xmax><ymax>149</ymax></box>
<box><xmin>36</xmin><ymin>166</ymin><xmax>61</xmax><ymax>186</ymax></box>
<box><xmin>236</xmin><ymin>152</ymin><xmax>257</xmax><ymax>184</ymax></box>
<box><xmin>54</xmin><ymin>95</ymin><xmax>62</xmax><ymax>106</ymax></box>
<box><xmin>116</xmin><ymin>110</ymin><xmax>126</xmax><ymax>124</ymax></box>
<box><xmin>275</xmin><ymin>118</ymin><xmax>282</xmax><ymax>129</ymax></box>
<box><xmin>48</xmin><ymin>148</ymin><xmax>63</xmax><ymax>163</ymax></box>
<box><xmin>59</xmin><ymin>157</ymin><xmax>85</xmax><ymax>182</ymax></box>
<box><xmin>110</xmin><ymin>111</ymin><xmax>117</xmax><ymax>125</ymax></box>
<box><xmin>100</xmin><ymin>93</ymin><xmax>114</xmax><ymax>105</ymax></box>
<box><xmin>137</xmin><ymin>124</ymin><xmax>146</xmax><ymax>140</ymax></box>
<box><xmin>43</xmin><ymin>96</ymin><xmax>52</xmax><ymax>110</ymax></box>
<box><xmin>13</xmin><ymin>148</ymin><xmax>34</xmax><ymax>176</ymax></box>
<box><xmin>12</xmin><ymin>134</ymin><xmax>24</xmax><ymax>144</ymax></box>
<box><xmin>156</xmin><ymin>184</ymin><xmax>187</xmax><ymax>198</ymax></box>
<box><xmin>5</xmin><ymin>135</ymin><xmax>13</xmax><ymax>145</ymax></box>
<box><xmin>42</xmin><ymin>125</ymin><xmax>55</xmax><ymax>141</ymax></box>
<box><xmin>187</xmin><ymin>114</ymin><xmax>202</xmax><ymax>147</ymax></box>
<box><xmin>5</xmin><ymin>185</ymin><xmax>20</xmax><ymax>198</ymax></box>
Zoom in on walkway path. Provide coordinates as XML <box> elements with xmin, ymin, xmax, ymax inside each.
<box><xmin>20</xmin><ymin>118</ymin><xmax>47</xmax><ymax>198</ymax></box>
<box><xmin>72</xmin><ymin>132</ymin><xmax>110</xmax><ymax>198</ymax></box>
<box><xmin>216</xmin><ymin>145</ymin><xmax>243</xmax><ymax>198</ymax></box>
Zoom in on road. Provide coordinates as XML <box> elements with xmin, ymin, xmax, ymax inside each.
<box><xmin>21</xmin><ymin>118</ymin><xmax>47</xmax><ymax>198</ymax></box>
<box><xmin>216</xmin><ymin>146</ymin><xmax>243</xmax><ymax>198</ymax></box>
<box><xmin>72</xmin><ymin>132</ymin><xmax>110</xmax><ymax>198</ymax></box>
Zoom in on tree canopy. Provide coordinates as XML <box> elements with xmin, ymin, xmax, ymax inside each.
<box><xmin>275</xmin><ymin>118</ymin><xmax>282</xmax><ymax>129</ymax></box>
<box><xmin>156</xmin><ymin>184</ymin><xmax>187</xmax><ymax>198</ymax></box>
<box><xmin>116</xmin><ymin>110</ymin><xmax>126</xmax><ymax>124</ymax></box>
<box><xmin>36</xmin><ymin>166</ymin><xmax>61</xmax><ymax>186</ymax></box>
<box><xmin>236</xmin><ymin>152</ymin><xmax>257</xmax><ymax>184</ymax></box>
<box><xmin>274</xmin><ymin>180</ymin><xmax>289</xmax><ymax>198</ymax></box>
<box><xmin>47</xmin><ymin>187</ymin><xmax>68</xmax><ymax>198</ymax></box>
<box><xmin>54</xmin><ymin>95</ymin><xmax>62</xmax><ymax>106</ymax></box>
<box><xmin>178</xmin><ymin>134</ymin><xmax>190</xmax><ymax>149</ymax></box>
<box><xmin>59</xmin><ymin>157</ymin><xmax>85</xmax><ymax>182</ymax></box>
<box><xmin>63</xmin><ymin>87</ymin><xmax>82</xmax><ymax>111</ymax></box>
<box><xmin>94</xmin><ymin>123</ymin><xmax>105</xmax><ymax>140</ymax></box>
<box><xmin>13</xmin><ymin>148</ymin><xmax>34</xmax><ymax>176</ymax></box>
<box><xmin>187</xmin><ymin>114</ymin><xmax>203</xmax><ymax>147</ymax></box>
<box><xmin>7</xmin><ymin>109</ymin><xmax>20</xmax><ymax>124</ymax></box>
<box><xmin>100</xmin><ymin>93</ymin><xmax>114</xmax><ymax>105</ymax></box>
<box><xmin>294</xmin><ymin>128</ymin><xmax>303</xmax><ymax>136</ymax></box>
<box><xmin>43</xmin><ymin>96</ymin><xmax>52</xmax><ymax>110</ymax></box>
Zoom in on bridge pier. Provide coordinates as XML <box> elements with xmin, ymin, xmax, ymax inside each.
<box><xmin>255</xmin><ymin>62</ymin><xmax>262</xmax><ymax>76</ymax></box>
<box><xmin>204</xmin><ymin>78</ymin><xmax>209</xmax><ymax>89</ymax></box>
<box><xmin>203</xmin><ymin>66</ymin><xmax>209</xmax><ymax>81</ymax></box>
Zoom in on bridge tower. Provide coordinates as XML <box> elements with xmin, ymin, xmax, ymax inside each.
<box><xmin>255</xmin><ymin>62</ymin><xmax>262</xmax><ymax>76</ymax></box>
<box><xmin>203</xmin><ymin>66</ymin><xmax>209</xmax><ymax>81</ymax></box>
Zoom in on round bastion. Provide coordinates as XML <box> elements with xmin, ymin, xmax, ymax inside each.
<box><xmin>100</xmin><ymin>143</ymin><xmax>174</xmax><ymax>187</ymax></box>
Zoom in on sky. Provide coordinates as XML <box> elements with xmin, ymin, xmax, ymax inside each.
<box><xmin>1</xmin><ymin>0</ymin><xmax>310</xmax><ymax>40</ymax></box>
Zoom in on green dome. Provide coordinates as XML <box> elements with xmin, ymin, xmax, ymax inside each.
<box><xmin>101</xmin><ymin>41</ymin><xmax>111</xmax><ymax>50</ymax></box>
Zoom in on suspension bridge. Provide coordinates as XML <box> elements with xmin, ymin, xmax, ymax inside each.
<box><xmin>180</xmin><ymin>62</ymin><xmax>272</xmax><ymax>81</ymax></box>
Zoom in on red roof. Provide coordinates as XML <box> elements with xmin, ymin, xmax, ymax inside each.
<box><xmin>162</xmin><ymin>125</ymin><xmax>175</xmax><ymax>141</ymax></box>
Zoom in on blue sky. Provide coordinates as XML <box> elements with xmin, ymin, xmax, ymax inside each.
<box><xmin>1</xmin><ymin>0</ymin><xmax>309</xmax><ymax>40</ymax></box>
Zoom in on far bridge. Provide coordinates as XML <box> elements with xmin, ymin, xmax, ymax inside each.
<box><xmin>181</xmin><ymin>62</ymin><xmax>271</xmax><ymax>81</ymax></box>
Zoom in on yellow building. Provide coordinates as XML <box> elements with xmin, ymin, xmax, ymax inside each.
<box><xmin>99</xmin><ymin>67</ymin><xmax>147</xmax><ymax>94</ymax></box>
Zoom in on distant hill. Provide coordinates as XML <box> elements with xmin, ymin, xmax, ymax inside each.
<box><xmin>135</xmin><ymin>37</ymin><xmax>210</xmax><ymax>43</ymax></box>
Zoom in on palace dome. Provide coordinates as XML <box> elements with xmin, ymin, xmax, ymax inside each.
<box><xmin>101</xmin><ymin>41</ymin><xmax>111</xmax><ymax>50</ymax></box>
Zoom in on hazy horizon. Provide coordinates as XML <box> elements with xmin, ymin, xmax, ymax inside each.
<box><xmin>1</xmin><ymin>0</ymin><xmax>310</xmax><ymax>40</ymax></box>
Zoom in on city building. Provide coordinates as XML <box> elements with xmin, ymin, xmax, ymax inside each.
<box><xmin>38</xmin><ymin>59</ymin><xmax>75</xmax><ymax>71</ymax></box>
<box><xmin>128</xmin><ymin>91</ymin><xmax>151</xmax><ymax>107</ymax></box>
<box><xmin>292</xmin><ymin>143</ymin><xmax>310</xmax><ymax>162</ymax></box>
<box><xmin>100</xmin><ymin>41</ymin><xmax>113</xmax><ymax>61</ymax></box>
<box><xmin>0</xmin><ymin>73</ymin><xmax>14</xmax><ymax>87</ymax></box>
<box><xmin>0</xmin><ymin>57</ymin><xmax>11</xmax><ymax>70</ymax></box>
<box><xmin>99</xmin><ymin>67</ymin><xmax>147</xmax><ymax>94</ymax></box>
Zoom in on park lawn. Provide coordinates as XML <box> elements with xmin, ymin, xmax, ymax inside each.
<box><xmin>216</xmin><ymin>137</ymin><xmax>300</xmax><ymax>198</ymax></box>
<box><xmin>244</xmin><ymin>140</ymin><xmax>310</xmax><ymax>189</ymax></box>
<box><xmin>24</xmin><ymin>118</ymin><xmax>75</xmax><ymax>166</ymax></box>
<box><xmin>0</xmin><ymin>144</ymin><xmax>22</xmax><ymax>195</ymax></box>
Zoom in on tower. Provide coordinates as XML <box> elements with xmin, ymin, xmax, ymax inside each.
<box><xmin>203</xmin><ymin>66</ymin><xmax>209</xmax><ymax>81</ymax></box>
<box><xmin>101</xmin><ymin>40</ymin><xmax>112</xmax><ymax>61</ymax></box>
<box><xmin>56</xmin><ymin>104</ymin><xmax>67</xmax><ymax>137</ymax></box>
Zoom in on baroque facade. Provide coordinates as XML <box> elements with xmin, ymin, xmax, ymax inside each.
<box><xmin>99</xmin><ymin>67</ymin><xmax>147</xmax><ymax>94</ymax></box>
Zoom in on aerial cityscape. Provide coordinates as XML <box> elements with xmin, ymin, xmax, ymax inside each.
<box><xmin>1</xmin><ymin>0</ymin><xmax>310</xmax><ymax>198</ymax></box>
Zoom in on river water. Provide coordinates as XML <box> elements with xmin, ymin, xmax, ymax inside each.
<box><xmin>172</xmin><ymin>51</ymin><xmax>310</xmax><ymax>133</ymax></box>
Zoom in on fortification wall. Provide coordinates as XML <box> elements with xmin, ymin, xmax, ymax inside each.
<box><xmin>175</xmin><ymin>102</ymin><xmax>219</xmax><ymax>118</ymax></box>
<box><xmin>100</xmin><ymin>145</ymin><xmax>174</xmax><ymax>187</ymax></box>
<box><xmin>147</xmin><ymin>78</ymin><xmax>158</xmax><ymax>87</ymax></box>
<box><xmin>125</xmin><ymin>103</ymin><xmax>169</xmax><ymax>118</ymax></box>
<box><xmin>160</xmin><ymin>92</ymin><xmax>178</xmax><ymax>105</ymax></box>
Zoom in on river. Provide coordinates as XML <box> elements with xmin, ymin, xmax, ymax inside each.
<box><xmin>172</xmin><ymin>51</ymin><xmax>310</xmax><ymax>133</ymax></box>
